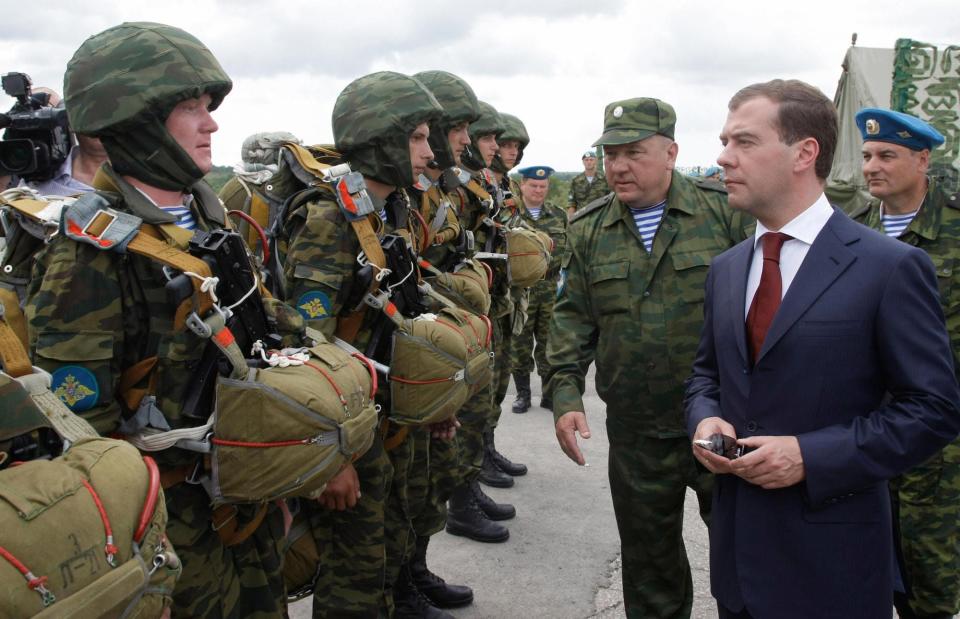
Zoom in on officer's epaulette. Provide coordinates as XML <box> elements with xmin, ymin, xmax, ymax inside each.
<box><xmin>947</xmin><ymin>189</ymin><xmax>960</xmax><ymax>211</ymax></box>
<box><xmin>693</xmin><ymin>178</ymin><xmax>728</xmax><ymax>194</ymax></box>
<box><xmin>570</xmin><ymin>192</ymin><xmax>614</xmax><ymax>223</ymax></box>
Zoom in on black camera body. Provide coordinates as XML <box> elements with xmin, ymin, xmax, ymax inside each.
<box><xmin>0</xmin><ymin>72</ymin><xmax>72</xmax><ymax>182</ymax></box>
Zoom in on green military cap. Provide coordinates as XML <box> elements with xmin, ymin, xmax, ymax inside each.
<box><xmin>592</xmin><ymin>97</ymin><xmax>676</xmax><ymax>146</ymax></box>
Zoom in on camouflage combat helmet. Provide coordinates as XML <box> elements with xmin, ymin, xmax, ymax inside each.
<box><xmin>491</xmin><ymin>113</ymin><xmax>529</xmax><ymax>173</ymax></box>
<box><xmin>63</xmin><ymin>22</ymin><xmax>233</xmax><ymax>191</ymax></box>
<box><xmin>333</xmin><ymin>71</ymin><xmax>443</xmax><ymax>188</ymax></box>
<box><xmin>462</xmin><ymin>101</ymin><xmax>504</xmax><ymax>171</ymax></box>
<box><xmin>413</xmin><ymin>70</ymin><xmax>480</xmax><ymax>169</ymax></box>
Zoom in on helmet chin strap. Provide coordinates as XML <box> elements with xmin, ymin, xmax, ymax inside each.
<box><xmin>100</xmin><ymin>113</ymin><xmax>205</xmax><ymax>192</ymax></box>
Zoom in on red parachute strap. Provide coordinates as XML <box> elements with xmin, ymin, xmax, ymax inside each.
<box><xmin>409</xmin><ymin>208</ymin><xmax>431</xmax><ymax>254</ymax></box>
<box><xmin>211</xmin><ymin>437</ymin><xmax>312</xmax><ymax>448</ymax></box>
<box><xmin>227</xmin><ymin>209</ymin><xmax>271</xmax><ymax>264</ymax></box>
<box><xmin>479</xmin><ymin>314</ymin><xmax>493</xmax><ymax>348</ymax></box>
<box><xmin>0</xmin><ymin>546</ymin><xmax>55</xmax><ymax>607</ymax></box>
<box><xmin>134</xmin><ymin>456</ymin><xmax>161</xmax><ymax>544</ymax></box>
<box><xmin>82</xmin><ymin>479</ymin><xmax>119</xmax><ymax>568</ymax></box>
<box><xmin>352</xmin><ymin>352</ymin><xmax>378</xmax><ymax>398</ymax></box>
<box><xmin>304</xmin><ymin>360</ymin><xmax>349</xmax><ymax>412</ymax></box>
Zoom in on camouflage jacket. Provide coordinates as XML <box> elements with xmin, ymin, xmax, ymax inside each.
<box><xmin>451</xmin><ymin>170</ymin><xmax>512</xmax><ymax>318</ymax></box>
<box><xmin>547</xmin><ymin>170</ymin><xmax>752</xmax><ymax>436</ymax></box>
<box><xmin>507</xmin><ymin>199</ymin><xmax>569</xmax><ymax>305</ymax></box>
<box><xmin>568</xmin><ymin>172</ymin><xmax>610</xmax><ymax>212</ymax></box>
<box><xmin>851</xmin><ymin>177</ymin><xmax>960</xmax><ymax>380</ymax></box>
<box><xmin>25</xmin><ymin>166</ymin><xmax>229</xmax><ymax>457</ymax></box>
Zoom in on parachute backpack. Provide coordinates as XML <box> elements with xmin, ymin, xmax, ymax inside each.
<box><xmin>0</xmin><ymin>312</ymin><xmax>180</xmax><ymax>618</ymax></box>
<box><xmin>271</xmin><ymin>143</ymin><xmax>494</xmax><ymax>425</ymax></box>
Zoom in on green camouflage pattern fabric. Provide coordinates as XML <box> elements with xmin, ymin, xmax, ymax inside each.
<box><xmin>546</xmin><ymin>170</ymin><xmax>749</xmax><ymax>616</ymax></box>
<box><xmin>308</xmin><ymin>441</ymin><xmax>393</xmax><ymax>618</ymax></box>
<box><xmin>568</xmin><ymin>172</ymin><xmax>611</xmax><ymax>212</ymax></box>
<box><xmin>0</xmin><ymin>373</ymin><xmax>51</xmax><ymax>441</ymax></box>
<box><xmin>609</xmin><ymin>432</ymin><xmax>712</xmax><ymax>618</ymax></box>
<box><xmin>24</xmin><ymin>165</ymin><xmax>288</xmax><ymax>618</ymax></box>
<box><xmin>413</xmin><ymin>71</ymin><xmax>480</xmax><ymax>170</ymax></box>
<box><xmin>547</xmin><ymin>170</ymin><xmax>751</xmax><ymax>434</ymax></box>
<box><xmin>852</xmin><ymin>177</ymin><xmax>960</xmax><ymax>617</ymax></box>
<box><xmin>333</xmin><ymin>72</ymin><xmax>443</xmax><ymax>188</ymax></box>
<box><xmin>64</xmin><ymin>22</ymin><xmax>232</xmax><ymax>134</ymax></box>
<box><xmin>511</xmin><ymin>201</ymin><xmax>568</xmax><ymax>380</ymax></box>
<box><xmin>410</xmin><ymin>426</ymin><xmax>461</xmax><ymax>537</ymax></box>
<box><xmin>491</xmin><ymin>113</ymin><xmax>530</xmax><ymax>174</ymax></box>
<box><xmin>593</xmin><ymin>97</ymin><xmax>677</xmax><ymax>146</ymax></box>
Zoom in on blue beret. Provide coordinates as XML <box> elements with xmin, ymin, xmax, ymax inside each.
<box><xmin>518</xmin><ymin>165</ymin><xmax>554</xmax><ymax>179</ymax></box>
<box><xmin>855</xmin><ymin>108</ymin><xmax>945</xmax><ymax>151</ymax></box>
<box><xmin>582</xmin><ymin>150</ymin><xmax>597</xmax><ymax>159</ymax></box>
<box><xmin>704</xmin><ymin>166</ymin><xmax>721</xmax><ymax>177</ymax></box>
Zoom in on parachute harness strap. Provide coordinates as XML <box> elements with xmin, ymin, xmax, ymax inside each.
<box><xmin>0</xmin><ymin>545</ymin><xmax>56</xmax><ymax>607</ymax></box>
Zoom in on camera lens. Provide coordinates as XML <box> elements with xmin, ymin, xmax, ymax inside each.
<box><xmin>0</xmin><ymin>138</ymin><xmax>37</xmax><ymax>174</ymax></box>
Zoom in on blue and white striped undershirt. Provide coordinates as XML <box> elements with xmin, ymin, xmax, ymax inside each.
<box><xmin>881</xmin><ymin>209</ymin><xmax>917</xmax><ymax>238</ymax></box>
<box><xmin>628</xmin><ymin>199</ymin><xmax>667</xmax><ymax>252</ymax></box>
<box><xmin>527</xmin><ymin>206</ymin><xmax>542</xmax><ymax>220</ymax></box>
<box><xmin>158</xmin><ymin>204</ymin><xmax>197</xmax><ymax>231</ymax></box>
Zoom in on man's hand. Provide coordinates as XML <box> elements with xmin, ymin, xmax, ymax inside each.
<box><xmin>428</xmin><ymin>416</ymin><xmax>460</xmax><ymax>441</ymax></box>
<box><xmin>729</xmin><ymin>436</ymin><xmax>805</xmax><ymax>489</ymax></box>
<box><xmin>317</xmin><ymin>462</ymin><xmax>361</xmax><ymax>510</ymax></box>
<box><xmin>555</xmin><ymin>411</ymin><xmax>590</xmax><ymax>465</ymax></box>
<box><xmin>692</xmin><ymin>417</ymin><xmax>737</xmax><ymax>474</ymax></box>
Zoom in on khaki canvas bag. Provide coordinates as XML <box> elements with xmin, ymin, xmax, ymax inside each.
<box><xmin>210</xmin><ymin>342</ymin><xmax>379</xmax><ymax>504</ymax></box>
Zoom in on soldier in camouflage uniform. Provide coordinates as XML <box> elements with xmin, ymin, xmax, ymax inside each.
<box><xmin>547</xmin><ymin>98</ymin><xmax>752</xmax><ymax>618</ymax></box>
<box><xmin>455</xmin><ymin>102</ymin><xmax>523</xmax><ymax>493</ymax></box>
<box><xmin>567</xmin><ymin>149</ymin><xmax>610</xmax><ymax>216</ymax></box>
<box><xmin>851</xmin><ymin>108</ymin><xmax>960</xmax><ymax>619</ymax></box>
<box><xmin>278</xmin><ymin>71</ymin><xmax>455</xmax><ymax>619</ymax></box>
<box><xmin>25</xmin><ymin>23</ymin><xmax>289</xmax><ymax>617</ymax></box>
<box><xmin>509</xmin><ymin>166</ymin><xmax>568</xmax><ymax>414</ymax></box>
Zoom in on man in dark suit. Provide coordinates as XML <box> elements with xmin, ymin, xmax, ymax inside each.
<box><xmin>685</xmin><ymin>79</ymin><xmax>960</xmax><ymax>619</ymax></box>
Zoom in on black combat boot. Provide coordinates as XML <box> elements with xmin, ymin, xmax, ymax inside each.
<box><xmin>393</xmin><ymin>563</ymin><xmax>454</xmax><ymax>619</ymax></box>
<box><xmin>471</xmin><ymin>479</ymin><xmax>515</xmax><ymax>520</ymax></box>
<box><xmin>410</xmin><ymin>535</ymin><xmax>474</xmax><ymax>608</ymax></box>
<box><xmin>479</xmin><ymin>442</ymin><xmax>514</xmax><ymax>488</ymax></box>
<box><xmin>511</xmin><ymin>373</ymin><xmax>531</xmax><ymax>414</ymax></box>
<box><xmin>539</xmin><ymin>395</ymin><xmax>552</xmax><ymax>410</ymax></box>
<box><xmin>485</xmin><ymin>429</ymin><xmax>527</xmax><ymax>476</ymax></box>
<box><xmin>446</xmin><ymin>483</ymin><xmax>510</xmax><ymax>543</ymax></box>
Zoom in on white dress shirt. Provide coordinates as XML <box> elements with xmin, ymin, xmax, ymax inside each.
<box><xmin>745</xmin><ymin>193</ymin><xmax>834</xmax><ymax>318</ymax></box>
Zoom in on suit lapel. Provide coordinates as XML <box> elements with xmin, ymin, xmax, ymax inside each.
<box><xmin>756</xmin><ymin>211</ymin><xmax>859</xmax><ymax>363</ymax></box>
<box><xmin>726</xmin><ymin>240</ymin><xmax>753</xmax><ymax>364</ymax></box>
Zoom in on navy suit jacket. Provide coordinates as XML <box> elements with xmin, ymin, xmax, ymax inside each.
<box><xmin>685</xmin><ymin>209</ymin><xmax>960</xmax><ymax>618</ymax></box>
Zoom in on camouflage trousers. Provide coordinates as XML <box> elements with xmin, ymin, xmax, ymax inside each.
<box><xmin>891</xmin><ymin>435</ymin><xmax>960</xmax><ymax>617</ymax></box>
<box><xmin>453</xmin><ymin>381</ymin><xmax>493</xmax><ymax>484</ymax></box>
<box><xmin>511</xmin><ymin>280</ymin><xmax>557</xmax><ymax>380</ymax></box>
<box><xmin>310</xmin><ymin>438</ymin><xmax>392</xmax><ymax>619</ymax></box>
<box><xmin>607</xmin><ymin>419</ymin><xmax>713</xmax><ymax>619</ymax></box>
<box><xmin>384</xmin><ymin>425</ymin><xmax>416</xmax><ymax>608</ymax></box>
<box><xmin>165</xmin><ymin>482</ymin><xmax>287</xmax><ymax>618</ymax></box>
<box><xmin>490</xmin><ymin>313</ymin><xmax>513</xmax><ymax>429</ymax></box>
<box><xmin>410</xmin><ymin>428</ymin><xmax>461</xmax><ymax>537</ymax></box>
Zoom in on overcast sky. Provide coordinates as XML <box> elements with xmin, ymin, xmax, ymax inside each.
<box><xmin>2</xmin><ymin>0</ymin><xmax>958</xmax><ymax>172</ymax></box>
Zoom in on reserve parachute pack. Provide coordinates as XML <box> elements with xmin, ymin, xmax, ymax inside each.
<box><xmin>0</xmin><ymin>312</ymin><xmax>180</xmax><ymax>618</ymax></box>
<box><xmin>20</xmin><ymin>177</ymin><xmax>380</xmax><ymax>506</ymax></box>
<box><xmin>270</xmin><ymin>143</ymin><xmax>494</xmax><ymax>425</ymax></box>
<box><xmin>462</xmin><ymin>170</ymin><xmax>552</xmax><ymax>288</ymax></box>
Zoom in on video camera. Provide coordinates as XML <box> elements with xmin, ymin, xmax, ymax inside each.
<box><xmin>0</xmin><ymin>72</ymin><xmax>72</xmax><ymax>182</ymax></box>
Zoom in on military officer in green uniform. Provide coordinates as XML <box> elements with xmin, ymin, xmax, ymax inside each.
<box><xmin>567</xmin><ymin>149</ymin><xmax>610</xmax><ymax>216</ymax></box>
<box><xmin>547</xmin><ymin>98</ymin><xmax>752</xmax><ymax>618</ymax></box>
<box><xmin>26</xmin><ymin>22</ymin><xmax>289</xmax><ymax>617</ymax></box>
<box><xmin>510</xmin><ymin>165</ymin><xmax>568</xmax><ymax>414</ymax></box>
<box><xmin>851</xmin><ymin>107</ymin><xmax>960</xmax><ymax>619</ymax></box>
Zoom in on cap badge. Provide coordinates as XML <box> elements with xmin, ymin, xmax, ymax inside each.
<box><xmin>536</xmin><ymin>169</ymin><xmax>545</xmax><ymax>177</ymax></box>
<box><xmin>613</xmin><ymin>105</ymin><xmax>623</xmax><ymax>118</ymax></box>
<box><xmin>865</xmin><ymin>119</ymin><xmax>880</xmax><ymax>135</ymax></box>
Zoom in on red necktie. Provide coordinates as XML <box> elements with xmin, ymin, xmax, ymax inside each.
<box><xmin>746</xmin><ymin>232</ymin><xmax>791</xmax><ymax>363</ymax></box>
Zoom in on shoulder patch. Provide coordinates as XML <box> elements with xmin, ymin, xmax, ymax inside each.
<box><xmin>297</xmin><ymin>291</ymin><xmax>332</xmax><ymax>320</ymax></box>
<box><xmin>570</xmin><ymin>192</ymin><xmax>615</xmax><ymax>223</ymax></box>
<box><xmin>52</xmin><ymin>365</ymin><xmax>99</xmax><ymax>412</ymax></box>
<box><xmin>693</xmin><ymin>178</ymin><xmax>728</xmax><ymax>194</ymax></box>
